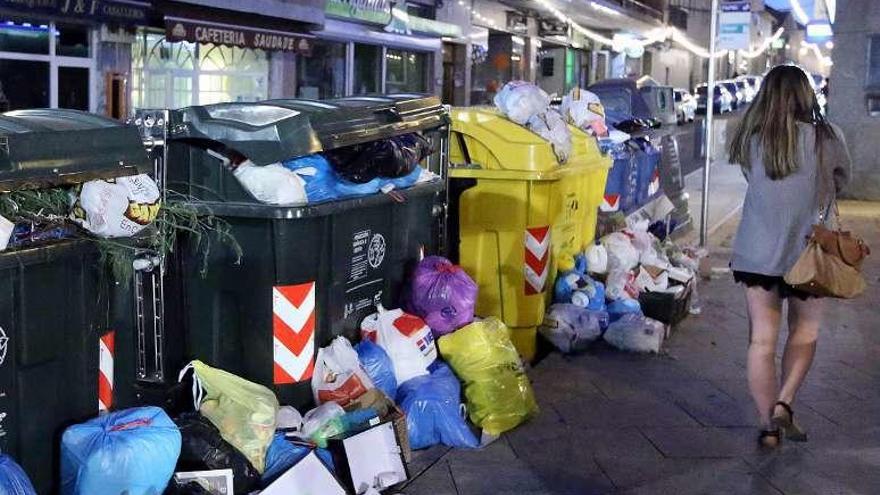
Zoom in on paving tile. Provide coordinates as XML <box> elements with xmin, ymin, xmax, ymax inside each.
<box><xmin>406</xmin><ymin>445</ymin><xmax>452</xmax><ymax>478</ymax></box>
<box><xmin>621</xmin><ymin>459</ymin><xmax>782</xmax><ymax>495</ymax></box>
<box><xmin>639</xmin><ymin>426</ymin><xmax>760</xmax><ymax>458</ymax></box>
<box><xmin>396</xmin><ymin>459</ymin><xmax>458</xmax><ymax>495</ymax></box>
<box><xmin>594</xmin><ymin>456</ymin><xmax>723</xmax><ymax>490</ymax></box>
<box><xmin>554</xmin><ymin>396</ymin><xmax>700</xmax><ymax>428</ymax></box>
<box><xmin>446</xmin><ymin>457</ymin><xmax>553</xmax><ymax>494</ymax></box>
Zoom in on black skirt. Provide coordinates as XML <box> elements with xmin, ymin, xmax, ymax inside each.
<box><xmin>732</xmin><ymin>270</ymin><xmax>816</xmax><ymax>300</ymax></box>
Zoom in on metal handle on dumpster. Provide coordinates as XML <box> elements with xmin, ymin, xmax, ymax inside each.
<box><xmin>134</xmin><ymin>251</ymin><xmax>166</xmax><ymax>383</ymax></box>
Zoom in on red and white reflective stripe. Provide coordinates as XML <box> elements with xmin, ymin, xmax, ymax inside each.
<box><xmin>524</xmin><ymin>226</ymin><xmax>550</xmax><ymax>295</ymax></box>
<box><xmin>273</xmin><ymin>282</ymin><xmax>317</xmax><ymax>385</ymax></box>
<box><xmin>98</xmin><ymin>331</ymin><xmax>115</xmax><ymax>413</ymax></box>
<box><xmin>648</xmin><ymin>169</ymin><xmax>661</xmax><ymax>196</ymax></box>
<box><xmin>601</xmin><ymin>194</ymin><xmax>621</xmax><ymax>212</ymax></box>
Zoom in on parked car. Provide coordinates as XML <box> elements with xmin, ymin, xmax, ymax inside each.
<box><xmin>720</xmin><ymin>81</ymin><xmax>745</xmax><ymax>110</ymax></box>
<box><xmin>695</xmin><ymin>84</ymin><xmax>733</xmax><ymax>114</ymax></box>
<box><xmin>734</xmin><ymin>78</ymin><xmax>756</xmax><ymax>103</ymax></box>
<box><xmin>673</xmin><ymin>88</ymin><xmax>696</xmax><ymax>124</ymax></box>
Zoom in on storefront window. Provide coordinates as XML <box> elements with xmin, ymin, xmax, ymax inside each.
<box><xmin>471</xmin><ymin>32</ymin><xmax>524</xmax><ymax>105</ymax></box>
<box><xmin>0</xmin><ymin>22</ymin><xmax>50</xmax><ymax>54</ymax></box>
<box><xmin>132</xmin><ymin>31</ymin><xmax>269</xmax><ymax>109</ymax></box>
<box><xmin>354</xmin><ymin>44</ymin><xmax>382</xmax><ymax>95</ymax></box>
<box><xmin>56</xmin><ymin>24</ymin><xmax>90</xmax><ymax>58</ymax></box>
<box><xmin>0</xmin><ymin>20</ymin><xmax>93</xmax><ymax>111</ymax></box>
<box><xmin>0</xmin><ymin>60</ymin><xmax>49</xmax><ymax>110</ymax></box>
<box><xmin>385</xmin><ymin>49</ymin><xmax>427</xmax><ymax>93</ymax></box>
<box><xmin>297</xmin><ymin>40</ymin><xmax>345</xmax><ymax>100</ymax></box>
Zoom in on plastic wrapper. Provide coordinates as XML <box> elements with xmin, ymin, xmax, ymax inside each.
<box><xmin>437</xmin><ymin>318</ymin><xmax>538</xmax><ymax>436</ymax></box>
<box><xmin>231</xmin><ymin>161</ymin><xmax>307</xmax><ymax>205</ymax></box>
<box><xmin>396</xmin><ymin>363</ymin><xmax>479</xmax><ymax>450</ymax></box>
<box><xmin>585</xmin><ymin>243</ymin><xmax>609</xmax><ymax>275</ymax></box>
<box><xmin>355</xmin><ymin>339</ymin><xmax>398</xmax><ymax>400</ymax></box>
<box><xmin>313</xmin><ymin>336</ymin><xmax>375</xmax><ymax>407</ymax></box>
<box><xmin>605</xmin><ymin>266</ymin><xmax>639</xmax><ymax>301</ymax></box>
<box><xmin>174</xmin><ymin>412</ymin><xmax>261</xmax><ymax>494</ymax></box>
<box><xmin>602</xmin><ymin>233</ymin><xmax>640</xmax><ymax>271</ymax></box>
<box><xmin>493</xmin><ymin>81</ymin><xmax>551</xmax><ymax>124</ymax></box>
<box><xmin>560</xmin><ymin>88</ymin><xmax>609</xmax><ymax>137</ymax></box>
<box><xmin>324</xmin><ymin>133</ymin><xmax>432</xmax><ymax>184</ymax></box>
<box><xmin>70</xmin><ymin>173</ymin><xmax>161</xmax><ymax>238</ymax></box>
<box><xmin>181</xmin><ymin>360</ymin><xmax>279</xmax><ymax>473</ymax></box>
<box><xmin>262</xmin><ymin>433</ymin><xmax>334</xmax><ymax>486</ymax></box>
<box><xmin>361</xmin><ymin>306</ymin><xmax>437</xmax><ymax>384</ymax></box>
<box><xmin>0</xmin><ymin>455</ymin><xmax>35</xmax><ymax>495</ymax></box>
<box><xmin>540</xmin><ymin>304</ymin><xmax>603</xmax><ymax>353</ymax></box>
<box><xmin>635</xmin><ymin>265</ymin><xmax>670</xmax><ymax>292</ymax></box>
<box><xmin>61</xmin><ymin>406</ymin><xmax>181</xmax><ymax>495</ymax></box>
<box><xmin>603</xmin><ymin>314</ymin><xmax>666</xmax><ymax>353</ymax></box>
<box><xmin>276</xmin><ymin>405</ymin><xmax>303</xmax><ymax>431</ymax></box>
<box><xmin>407</xmin><ymin>256</ymin><xmax>477</xmax><ymax>337</ymax></box>
<box><xmin>300</xmin><ymin>402</ymin><xmax>346</xmax><ymax>448</ymax></box>
<box><xmin>526</xmin><ymin>110</ymin><xmax>572</xmax><ymax>163</ymax></box>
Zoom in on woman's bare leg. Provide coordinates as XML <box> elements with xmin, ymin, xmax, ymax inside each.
<box><xmin>778</xmin><ymin>297</ymin><xmax>823</xmax><ymax>406</ymax></box>
<box><xmin>745</xmin><ymin>286</ymin><xmax>784</xmax><ymax>428</ymax></box>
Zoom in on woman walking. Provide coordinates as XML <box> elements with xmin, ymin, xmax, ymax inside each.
<box><xmin>728</xmin><ymin>65</ymin><xmax>851</xmax><ymax>448</ymax></box>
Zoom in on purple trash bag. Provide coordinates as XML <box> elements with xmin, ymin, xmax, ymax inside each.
<box><xmin>408</xmin><ymin>256</ymin><xmax>478</xmax><ymax>337</ymax></box>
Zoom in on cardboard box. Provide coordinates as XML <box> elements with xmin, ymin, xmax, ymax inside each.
<box><xmin>173</xmin><ymin>469</ymin><xmax>233</xmax><ymax>495</ymax></box>
<box><xmin>328</xmin><ymin>420</ymin><xmax>409</xmax><ymax>494</ymax></box>
<box><xmin>261</xmin><ymin>451</ymin><xmax>348</xmax><ymax>495</ymax></box>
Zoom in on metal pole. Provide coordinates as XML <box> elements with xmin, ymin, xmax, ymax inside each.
<box><xmin>700</xmin><ymin>0</ymin><xmax>719</xmax><ymax>247</ymax></box>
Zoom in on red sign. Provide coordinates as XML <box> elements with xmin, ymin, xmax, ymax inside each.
<box><xmin>165</xmin><ymin>18</ymin><xmax>312</xmax><ymax>55</ymax></box>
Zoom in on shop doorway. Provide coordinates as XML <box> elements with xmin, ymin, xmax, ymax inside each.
<box><xmin>442</xmin><ymin>42</ymin><xmax>466</xmax><ymax>106</ymax></box>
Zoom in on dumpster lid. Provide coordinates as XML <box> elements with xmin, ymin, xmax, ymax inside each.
<box><xmin>171</xmin><ymin>94</ymin><xmax>448</xmax><ymax>166</ymax></box>
<box><xmin>587</xmin><ymin>79</ymin><xmax>653</xmax><ymax>124</ymax></box>
<box><xmin>0</xmin><ymin>109</ymin><xmax>152</xmax><ymax>192</ymax></box>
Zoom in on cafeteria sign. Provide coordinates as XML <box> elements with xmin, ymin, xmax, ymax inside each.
<box><xmin>166</xmin><ymin>18</ymin><xmax>312</xmax><ymax>54</ymax></box>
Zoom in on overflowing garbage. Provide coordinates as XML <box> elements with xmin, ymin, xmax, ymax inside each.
<box><xmin>493</xmin><ymin>81</ymin><xmax>572</xmax><ymax>163</ymax></box>
<box><xmin>1</xmin><ymin>254</ymin><xmax>537</xmax><ymax>495</ymax></box>
<box><xmin>231</xmin><ymin>133</ymin><xmax>440</xmax><ymax>206</ymax></box>
<box><xmin>542</xmin><ymin>217</ymin><xmax>705</xmax><ymax>354</ymax></box>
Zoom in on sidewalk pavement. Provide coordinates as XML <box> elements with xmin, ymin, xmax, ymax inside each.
<box><xmin>397</xmin><ymin>196</ymin><xmax>880</xmax><ymax>493</ymax></box>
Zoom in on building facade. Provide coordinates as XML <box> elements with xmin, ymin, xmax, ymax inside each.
<box><xmin>829</xmin><ymin>0</ymin><xmax>880</xmax><ymax>199</ymax></box>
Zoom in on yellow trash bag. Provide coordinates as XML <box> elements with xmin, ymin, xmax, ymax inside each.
<box><xmin>180</xmin><ymin>360</ymin><xmax>279</xmax><ymax>473</ymax></box>
<box><xmin>437</xmin><ymin>318</ymin><xmax>538</xmax><ymax>436</ymax></box>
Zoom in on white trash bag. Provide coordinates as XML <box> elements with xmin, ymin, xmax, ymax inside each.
<box><xmin>602</xmin><ymin>233</ymin><xmax>640</xmax><ymax>271</ymax></box>
<box><xmin>360</xmin><ymin>305</ymin><xmax>437</xmax><ymax>384</ymax></box>
<box><xmin>493</xmin><ymin>81</ymin><xmax>551</xmax><ymax>125</ymax></box>
<box><xmin>312</xmin><ymin>336</ymin><xmax>375</xmax><ymax>407</ymax></box>
<box><xmin>233</xmin><ymin>160</ymin><xmax>307</xmax><ymax>205</ymax></box>
<box><xmin>539</xmin><ymin>304</ymin><xmax>603</xmax><ymax>354</ymax></box>
<box><xmin>70</xmin><ymin>173</ymin><xmax>161</xmax><ymax>238</ymax></box>
<box><xmin>585</xmin><ymin>243</ymin><xmax>609</xmax><ymax>275</ymax></box>
<box><xmin>560</xmin><ymin>88</ymin><xmax>609</xmax><ymax>137</ymax></box>
<box><xmin>526</xmin><ymin>110</ymin><xmax>572</xmax><ymax>163</ymax></box>
<box><xmin>603</xmin><ymin>314</ymin><xmax>666</xmax><ymax>353</ymax></box>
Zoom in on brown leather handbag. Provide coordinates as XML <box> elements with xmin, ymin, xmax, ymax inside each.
<box><xmin>784</xmin><ymin>199</ymin><xmax>870</xmax><ymax>298</ymax></box>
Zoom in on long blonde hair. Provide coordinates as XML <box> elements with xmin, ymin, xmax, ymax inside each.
<box><xmin>728</xmin><ymin>65</ymin><xmax>834</xmax><ymax>180</ymax></box>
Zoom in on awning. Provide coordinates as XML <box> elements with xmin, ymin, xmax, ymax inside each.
<box><xmin>165</xmin><ymin>16</ymin><xmax>314</xmax><ymax>54</ymax></box>
<box><xmin>0</xmin><ymin>0</ymin><xmax>151</xmax><ymax>26</ymax></box>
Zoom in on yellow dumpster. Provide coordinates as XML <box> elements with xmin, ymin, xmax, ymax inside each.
<box><xmin>449</xmin><ymin>107</ymin><xmax>611</xmax><ymax>360</ymax></box>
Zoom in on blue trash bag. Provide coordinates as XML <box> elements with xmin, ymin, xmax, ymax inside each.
<box><xmin>383</xmin><ymin>165</ymin><xmax>423</xmax><ymax>190</ymax></box>
<box><xmin>589</xmin><ymin>309</ymin><xmax>612</xmax><ymax>332</ymax></box>
<box><xmin>396</xmin><ymin>362</ymin><xmax>479</xmax><ymax>450</ymax></box>
<box><xmin>587</xmin><ymin>281</ymin><xmax>606</xmax><ymax>312</ymax></box>
<box><xmin>262</xmin><ymin>432</ymin><xmax>335</xmax><ymax>486</ymax></box>
<box><xmin>0</xmin><ymin>455</ymin><xmax>36</xmax><ymax>495</ymax></box>
<box><xmin>61</xmin><ymin>406</ymin><xmax>181</xmax><ymax>495</ymax></box>
<box><xmin>281</xmin><ymin>154</ymin><xmax>342</xmax><ymax>204</ymax></box>
<box><xmin>607</xmin><ymin>298</ymin><xmax>643</xmax><ymax>322</ymax></box>
<box><xmin>355</xmin><ymin>339</ymin><xmax>398</xmax><ymax>399</ymax></box>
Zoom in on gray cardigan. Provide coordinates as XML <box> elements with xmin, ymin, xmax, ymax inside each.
<box><xmin>730</xmin><ymin>122</ymin><xmax>852</xmax><ymax>276</ymax></box>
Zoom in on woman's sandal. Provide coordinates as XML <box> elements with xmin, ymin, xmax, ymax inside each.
<box><xmin>772</xmin><ymin>401</ymin><xmax>808</xmax><ymax>442</ymax></box>
<box><xmin>758</xmin><ymin>428</ymin><xmax>781</xmax><ymax>448</ymax></box>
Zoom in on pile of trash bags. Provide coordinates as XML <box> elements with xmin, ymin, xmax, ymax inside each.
<box><xmin>231</xmin><ymin>132</ymin><xmax>440</xmax><ymax>206</ymax></box>
<box><xmin>494</xmin><ymin>81</ymin><xmax>572</xmax><ymax>163</ymax></box>
<box><xmin>541</xmin><ymin>217</ymin><xmax>704</xmax><ymax>354</ymax></box>
<box><xmin>28</xmin><ymin>255</ymin><xmax>538</xmax><ymax>495</ymax></box>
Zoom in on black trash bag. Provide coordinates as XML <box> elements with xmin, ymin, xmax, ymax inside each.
<box><xmin>174</xmin><ymin>413</ymin><xmax>261</xmax><ymax>494</ymax></box>
<box><xmin>324</xmin><ymin>133</ymin><xmax>433</xmax><ymax>183</ymax></box>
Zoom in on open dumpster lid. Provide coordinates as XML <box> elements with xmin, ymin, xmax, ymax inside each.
<box><xmin>0</xmin><ymin>109</ymin><xmax>151</xmax><ymax>192</ymax></box>
<box><xmin>170</xmin><ymin>94</ymin><xmax>448</xmax><ymax>166</ymax></box>
<box><xmin>587</xmin><ymin>79</ymin><xmax>653</xmax><ymax>124</ymax></box>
